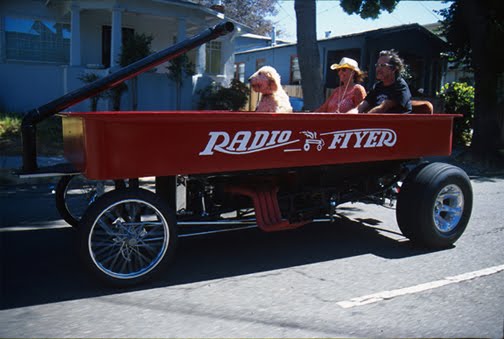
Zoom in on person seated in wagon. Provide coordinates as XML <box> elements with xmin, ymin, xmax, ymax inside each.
<box><xmin>358</xmin><ymin>49</ymin><xmax>412</xmax><ymax>113</ymax></box>
<box><xmin>315</xmin><ymin>57</ymin><xmax>367</xmax><ymax>113</ymax></box>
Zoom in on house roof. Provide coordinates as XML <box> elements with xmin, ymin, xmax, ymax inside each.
<box><xmin>322</xmin><ymin>22</ymin><xmax>446</xmax><ymax>45</ymax></box>
<box><xmin>235</xmin><ymin>41</ymin><xmax>296</xmax><ymax>54</ymax></box>
<box><xmin>236</xmin><ymin>22</ymin><xmax>447</xmax><ymax>55</ymax></box>
<box><xmin>240</xmin><ymin>32</ymin><xmax>293</xmax><ymax>43</ymax></box>
<box><xmin>45</xmin><ymin>0</ymin><xmax>252</xmax><ymax>34</ymax></box>
<box><xmin>153</xmin><ymin>0</ymin><xmax>224</xmax><ymax>19</ymax></box>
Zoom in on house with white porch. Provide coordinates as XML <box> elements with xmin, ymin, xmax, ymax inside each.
<box><xmin>0</xmin><ymin>0</ymin><xmax>247</xmax><ymax>113</ymax></box>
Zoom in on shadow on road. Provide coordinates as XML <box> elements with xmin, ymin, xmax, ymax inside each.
<box><xmin>0</xmin><ymin>209</ymin><xmax>441</xmax><ymax>310</ymax></box>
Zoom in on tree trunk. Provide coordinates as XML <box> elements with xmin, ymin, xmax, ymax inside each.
<box><xmin>460</xmin><ymin>0</ymin><xmax>502</xmax><ymax>162</ymax></box>
<box><xmin>131</xmin><ymin>78</ymin><xmax>138</xmax><ymax>111</ymax></box>
<box><xmin>294</xmin><ymin>0</ymin><xmax>324</xmax><ymax>111</ymax></box>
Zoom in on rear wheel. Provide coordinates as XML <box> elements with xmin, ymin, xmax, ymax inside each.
<box><xmin>55</xmin><ymin>175</ymin><xmax>125</xmax><ymax>227</ymax></box>
<box><xmin>396</xmin><ymin>162</ymin><xmax>472</xmax><ymax>248</ymax></box>
<box><xmin>79</xmin><ymin>188</ymin><xmax>177</xmax><ymax>287</ymax></box>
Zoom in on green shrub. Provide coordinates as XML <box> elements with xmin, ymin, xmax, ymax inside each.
<box><xmin>78</xmin><ymin>73</ymin><xmax>106</xmax><ymax>111</ymax></box>
<box><xmin>119</xmin><ymin>33</ymin><xmax>154</xmax><ymax>67</ymax></box>
<box><xmin>437</xmin><ymin>82</ymin><xmax>475</xmax><ymax>146</ymax></box>
<box><xmin>0</xmin><ymin>112</ymin><xmax>21</xmax><ymax>138</ymax></box>
<box><xmin>167</xmin><ymin>53</ymin><xmax>195</xmax><ymax>110</ymax></box>
<box><xmin>197</xmin><ymin>79</ymin><xmax>249</xmax><ymax>111</ymax></box>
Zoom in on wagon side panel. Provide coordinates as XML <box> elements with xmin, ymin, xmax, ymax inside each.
<box><xmin>62</xmin><ymin>112</ymin><xmax>456</xmax><ymax>180</ymax></box>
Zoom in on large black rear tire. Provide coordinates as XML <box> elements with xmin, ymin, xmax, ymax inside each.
<box><xmin>79</xmin><ymin>188</ymin><xmax>177</xmax><ymax>287</ymax></box>
<box><xmin>396</xmin><ymin>162</ymin><xmax>472</xmax><ymax>249</ymax></box>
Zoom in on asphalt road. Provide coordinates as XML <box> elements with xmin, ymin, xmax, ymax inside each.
<box><xmin>1</xmin><ymin>175</ymin><xmax>503</xmax><ymax>338</ymax></box>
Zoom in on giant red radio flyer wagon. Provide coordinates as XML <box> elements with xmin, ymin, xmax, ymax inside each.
<box><xmin>18</xmin><ymin>21</ymin><xmax>472</xmax><ymax>288</ymax></box>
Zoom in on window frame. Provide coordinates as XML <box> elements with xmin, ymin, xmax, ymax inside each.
<box><xmin>234</xmin><ymin>62</ymin><xmax>245</xmax><ymax>83</ymax></box>
<box><xmin>205</xmin><ymin>40</ymin><xmax>222</xmax><ymax>75</ymax></box>
<box><xmin>290</xmin><ymin>54</ymin><xmax>301</xmax><ymax>85</ymax></box>
<box><xmin>4</xmin><ymin>16</ymin><xmax>71</xmax><ymax>64</ymax></box>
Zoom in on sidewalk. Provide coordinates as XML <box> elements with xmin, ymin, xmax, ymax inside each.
<box><xmin>0</xmin><ymin>156</ymin><xmax>67</xmax><ymax>185</ymax></box>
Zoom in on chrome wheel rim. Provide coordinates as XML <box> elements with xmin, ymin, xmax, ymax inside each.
<box><xmin>88</xmin><ymin>199</ymin><xmax>169</xmax><ymax>280</ymax></box>
<box><xmin>433</xmin><ymin>184</ymin><xmax>464</xmax><ymax>233</ymax></box>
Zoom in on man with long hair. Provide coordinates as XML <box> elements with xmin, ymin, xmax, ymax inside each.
<box><xmin>358</xmin><ymin>49</ymin><xmax>412</xmax><ymax>113</ymax></box>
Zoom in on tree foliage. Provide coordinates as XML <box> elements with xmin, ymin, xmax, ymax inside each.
<box><xmin>438</xmin><ymin>0</ymin><xmax>504</xmax><ymax>73</ymax></box>
<box><xmin>438</xmin><ymin>82</ymin><xmax>475</xmax><ymax>146</ymax></box>
<box><xmin>436</xmin><ymin>0</ymin><xmax>504</xmax><ymax>161</ymax></box>
<box><xmin>78</xmin><ymin>73</ymin><xmax>107</xmax><ymax>111</ymax></box>
<box><xmin>119</xmin><ymin>33</ymin><xmax>154</xmax><ymax>67</ymax></box>
<box><xmin>117</xmin><ymin>32</ymin><xmax>154</xmax><ymax>111</ymax></box>
<box><xmin>198</xmin><ymin>0</ymin><xmax>278</xmax><ymax>36</ymax></box>
<box><xmin>167</xmin><ymin>54</ymin><xmax>195</xmax><ymax>86</ymax></box>
<box><xmin>167</xmin><ymin>54</ymin><xmax>196</xmax><ymax>110</ymax></box>
<box><xmin>340</xmin><ymin>0</ymin><xmax>399</xmax><ymax>19</ymax></box>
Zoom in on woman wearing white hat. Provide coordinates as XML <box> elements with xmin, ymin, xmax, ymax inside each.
<box><xmin>315</xmin><ymin>57</ymin><xmax>366</xmax><ymax>113</ymax></box>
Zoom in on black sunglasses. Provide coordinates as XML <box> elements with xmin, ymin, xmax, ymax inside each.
<box><xmin>375</xmin><ymin>63</ymin><xmax>393</xmax><ymax>68</ymax></box>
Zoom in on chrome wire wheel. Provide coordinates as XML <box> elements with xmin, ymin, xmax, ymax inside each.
<box><xmin>87</xmin><ymin>196</ymin><xmax>171</xmax><ymax>281</ymax></box>
<box><xmin>80</xmin><ymin>188</ymin><xmax>177</xmax><ymax>287</ymax></box>
<box><xmin>89</xmin><ymin>199</ymin><xmax>169</xmax><ymax>280</ymax></box>
<box><xmin>433</xmin><ymin>184</ymin><xmax>464</xmax><ymax>234</ymax></box>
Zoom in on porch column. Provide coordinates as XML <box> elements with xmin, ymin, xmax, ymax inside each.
<box><xmin>221</xmin><ymin>36</ymin><xmax>234</xmax><ymax>85</ymax></box>
<box><xmin>177</xmin><ymin>17</ymin><xmax>186</xmax><ymax>42</ymax></box>
<box><xmin>110</xmin><ymin>6</ymin><xmax>123</xmax><ymax>68</ymax></box>
<box><xmin>196</xmin><ymin>44</ymin><xmax>206</xmax><ymax>74</ymax></box>
<box><xmin>70</xmin><ymin>3</ymin><xmax>81</xmax><ymax>66</ymax></box>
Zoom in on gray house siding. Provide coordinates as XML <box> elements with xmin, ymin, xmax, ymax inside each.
<box><xmin>235</xmin><ymin>44</ymin><xmax>297</xmax><ymax>84</ymax></box>
<box><xmin>235</xmin><ymin>24</ymin><xmax>448</xmax><ymax>98</ymax></box>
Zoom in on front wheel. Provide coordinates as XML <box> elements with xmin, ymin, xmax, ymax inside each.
<box><xmin>396</xmin><ymin>162</ymin><xmax>473</xmax><ymax>249</ymax></box>
<box><xmin>79</xmin><ymin>188</ymin><xmax>177</xmax><ymax>287</ymax></box>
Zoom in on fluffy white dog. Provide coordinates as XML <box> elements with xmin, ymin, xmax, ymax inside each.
<box><xmin>249</xmin><ymin>66</ymin><xmax>293</xmax><ymax>113</ymax></box>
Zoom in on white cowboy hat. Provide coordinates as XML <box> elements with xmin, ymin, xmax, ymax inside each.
<box><xmin>330</xmin><ymin>57</ymin><xmax>362</xmax><ymax>73</ymax></box>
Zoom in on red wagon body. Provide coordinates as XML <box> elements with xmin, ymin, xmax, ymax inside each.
<box><xmin>61</xmin><ymin>111</ymin><xmax>455</xmax><ymax>180</ymax></box>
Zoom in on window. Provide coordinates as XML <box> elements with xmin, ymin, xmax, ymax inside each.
<box><xmin>5</xmin><ymin>17</ymin><xmax>70</xmax><ymax>63</ymax></box>
<box><xmin>290</xmin><ymin>55</ymin><xmax>301</xmax><ymax>84</ymax></box>
<box><xmin>101</xmin><ymin>26</ymin><xmax>134</xmax><ymax>68</ymax></box>
<box><xmin>256</xmin><ymin>58</ymin><xmax>265</xmax><ymax>70</ymax></box>
<box><xmin>234</xmin><ymin>62</ymin><xmax>245</xmax><ymax>82</ymax></box>
<box><xmin>205</xmin><ymin>41</ymin><xmax>222</xmax><ymax>74</ymax></box>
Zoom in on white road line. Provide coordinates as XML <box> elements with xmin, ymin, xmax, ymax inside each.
<box><xmin>337</xmin><ymin>264</ymin><xmax>504</xmax><ymax>309</ymax></box>
<box><xmin>0</xmin><ymin>224</ymin><xmax>71</xmax><ymax>232</ymax></box>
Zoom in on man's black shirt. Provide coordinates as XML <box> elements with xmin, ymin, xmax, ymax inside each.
<box><xmin>365</xmin><ymin>77</ymin><xmax>412</xmax><ymax>113</ymax></box>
